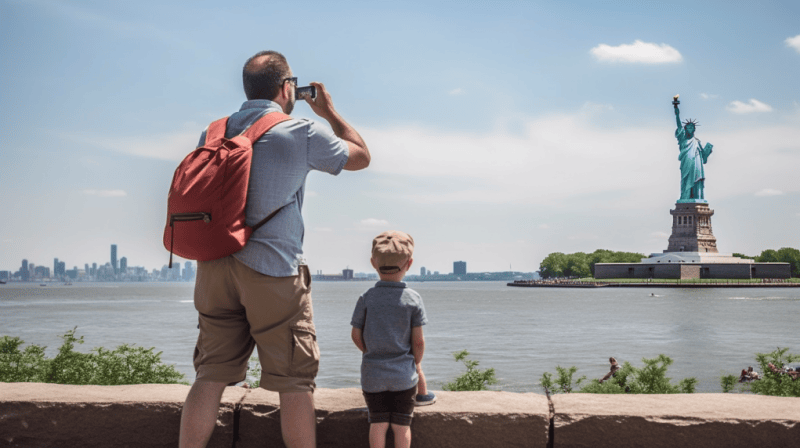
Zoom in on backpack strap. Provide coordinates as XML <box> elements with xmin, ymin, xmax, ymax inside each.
<box><xmin>240</xmin><ymin>111</ymin><xmax>292</xmax><ymax>143</ymax></box>
<box><xmin>204</xmin><ymin>117</ymin><xmax>229</xmax><ymax>146</ymax></box>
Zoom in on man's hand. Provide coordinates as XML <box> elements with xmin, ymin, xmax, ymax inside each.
<box><xmin>304</xmin><ymin>82</ymin><xmax>336</xmax><ymax>120</ymax></box>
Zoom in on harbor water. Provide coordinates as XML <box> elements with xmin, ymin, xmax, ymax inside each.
<box><xmin>2</xmin><ymin>281</ymin><xmax>798</xmax><ymax>393</ymax></box>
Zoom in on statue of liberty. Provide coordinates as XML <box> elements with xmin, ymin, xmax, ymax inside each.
<box><xmin>673</xmin><ymin>95</ymin><xmax>713</xmax><ymax>202</ymax></box>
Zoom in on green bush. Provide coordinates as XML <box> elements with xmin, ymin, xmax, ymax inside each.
<box><xmin>0</xmin><ymin>328</ymin><xmax>185</xmax><ymax>385</ymax></box>
<box><xmin>720</xmin><ymin>374</ymin><xmax>739</xmax><ymax>393</ymax></box>
<box><xmin>749</xmin><ymin>347</ymin><xmax>800</xmax><ymax>397</ymax></box>
<box><xmin>443</xmin><ymin>350</ymin><xmax>497</xmax><ymax>391</ymax></box>
<box><xmin>541</xmin><ymin>355</ymin><xmax>697</xmax><ymax>394</ymax></box>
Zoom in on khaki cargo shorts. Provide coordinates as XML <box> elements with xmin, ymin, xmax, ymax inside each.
<box><xmin>192</xmin><ymin>256</ymin><xmax>318</xmax><ymax>393</ymax></box>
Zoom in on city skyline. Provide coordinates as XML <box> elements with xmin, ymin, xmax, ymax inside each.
<box><xmin>2</xmin><ymin>1</ymin><xmax>798</xmax><ymax>275</ymax></box>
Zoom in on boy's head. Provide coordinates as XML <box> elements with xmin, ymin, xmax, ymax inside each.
<box><xmin>371</xmin><ymin>230</ymin><xmax>414</xmax><ymax>277</ymax></box>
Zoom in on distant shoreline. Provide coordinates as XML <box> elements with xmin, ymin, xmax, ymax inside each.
<box><xmin>508</xmin><ymin>280</ymin><xmax>800</xmax><ymax>288</ymax></box>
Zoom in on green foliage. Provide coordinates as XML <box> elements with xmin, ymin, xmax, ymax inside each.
<box><xmin>443</xmin><ymin>350</ymin><xmax>497</xmax><ymax>391</ymax></box>
<box><xmin>539</xmin><ymin>249</ymin><xmax>645</xmax><ymax>278</ymax></box>
<box><xmin>749</xmin><ymin>347</ymin><xmax>800</xmax><ymax>397</ymax></box>
<box><xmin>540</xmin><ymin>365</ymin><xmax>585</xmax><ymax>394</ymax></box>
<box><xmin>246</xmin><ymin>356</ymin><xmax>261</xmax><ymax>388</ymax></box>
<box><xmin>541</xmin><ymin>355</ymin><xmax>697</xmax><ymax>395</ymax></box>
<box><xmin>755</xmin><ymin>247</ymin><xmax>800</xmax><ymax>277</ymax></box>
<box><xmin>732</xmin><ymin>253</ymin><xmax>755</xmax><ymax>260</ymax></box>
<box><xmin>720</xmin><ymin>374</ymin><xmax>739</xmax><ymax>393</ymax></box>
<box><xmin>0</xmin><ymin>328</ymin><xmax>185</xmax><ymax>385</ymax></box>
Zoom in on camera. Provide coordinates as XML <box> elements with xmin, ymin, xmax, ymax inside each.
<box><xmin>296</xmin><ymin>85</ymin><xmax>316</xmax><ymax>100</ymax></box>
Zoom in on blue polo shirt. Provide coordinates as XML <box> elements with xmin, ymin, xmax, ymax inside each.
<box><xmin>198</xmin><ymin>100</ymin><xmax>349</xmax><ymax>277</ymax></box>
<box><xmin>351</xmin><ymin>281</ymin><xmax>428</xmax><ymax>393</ymax></box>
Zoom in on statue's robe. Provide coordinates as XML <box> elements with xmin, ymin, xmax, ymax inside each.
<box><xmin>675</xmin><ymin>126</ymin><xmax>713</xmax><ymax>200</ymax></box>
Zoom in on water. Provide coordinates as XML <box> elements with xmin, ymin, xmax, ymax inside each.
<box><xmin>2</xmin><ymin>282</ymin><xmax>798</xmax><ymax>393</ymax></box>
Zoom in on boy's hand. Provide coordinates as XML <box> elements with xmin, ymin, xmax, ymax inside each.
<box><xmin>351</xmin><ymin>327</ymin><xmax>366</xmax><ymax>353</ymax></box>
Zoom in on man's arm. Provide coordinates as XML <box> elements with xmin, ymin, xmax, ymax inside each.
<box><xmin>305</xmin><ymin>82</ymin><xmax>370</xmax><ymax>171</ymax></box>
<box><xmin>674</xmin><ymin>104</ymin><xmax>682</xmax><ymax>130</ymax></box>
<box><xmin>351</xmin><ymin>327</ymin><xmax>366</xmax><ymax>353</ymax></box>
<box><xmin>411</xmin><ymin>326</ymin><xmax>425</xmax><ymax>365</ymax></box>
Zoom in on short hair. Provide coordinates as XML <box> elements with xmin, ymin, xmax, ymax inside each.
<box><xmin>242</xmin><ymin>51</ymin><xmax>291</xmax><ymax>101</ymax></box>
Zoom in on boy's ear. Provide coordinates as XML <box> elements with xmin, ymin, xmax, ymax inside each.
<box><xmin>406</xmin><ymin>257</ymin><xmax>413</xmax><ymax>269</ymax></box>
<box><xmin>370</xmin><ymin>257</ymin><xmax>379</xmax><ymax>270</ymax></box>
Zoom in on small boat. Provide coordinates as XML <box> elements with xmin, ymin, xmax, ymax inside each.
<box><xmin>40</xmin><ymin>283</ymin><xmax>47</xmax><ymax>286</ymax></box>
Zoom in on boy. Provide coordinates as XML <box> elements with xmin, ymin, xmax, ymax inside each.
<box><xmin>351</xmin><ymin>230</ymin><xmax>435</xmax><ymax>448</ymax></box>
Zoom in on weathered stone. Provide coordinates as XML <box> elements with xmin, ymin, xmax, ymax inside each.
<box><xmin>0</xmin><ymin>383</ymin><xmax>244</xmax><ymax>448</ymax></box>
<box><xmin>552</xmin><ymin>393</ymin><xmax>800</xmax><ymax>448</ymax></box>
<box><xmin>237</xmin><ymin>388</ymin><xmax>549</xmax><ymax>448</ymax></box>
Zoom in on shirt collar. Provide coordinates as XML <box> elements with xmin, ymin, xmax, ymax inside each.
<box><xmin>375</xmin><ymin>281</ymin><xmax>407</xmax><ymax>288</ymax></box>
<box><xmin>239</xmin><ymin>99</ymin><xmax>283</xmax><ymax>112</ymax></box>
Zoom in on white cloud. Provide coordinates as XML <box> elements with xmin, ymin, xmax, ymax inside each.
<box><xmin>590</xmin><ymin>40</ymin><xmax>682</xmax><ymax>64</ymax></box>
<box><xmin>727</xmin><ymin>99</ymin><xmax>773</xmax><ymax>114</ymax></box>
<box><xmin>63</xmin><ymin>128</ymin><xmax>201</xmax><ymax>161</ymax></box>
<box><xmin>449</xmin><ymin>88</ymin><xmax>465</xmax><ymax>96</ymax></box>
<box><xmin>359</xmin><ymin>218</ymin><xmax>390</xmax><ymax>227</ymax></box>
<box><xmin>755</xmin><ymin>189</ymin><xmax>784</xmax><ymax>197</ymax></box>
<box><xmin>359</xmin><ymin>107</ymin><xmax>800</xmax><ymax>207</ymax></box>
<box><xmin>700</xmin><ymin>93</ymin><xmax>718</xmax><ymax>100</ymax></box>
<box><xmin>786</xmin><ymin>34</ymin><xmax>800</xmax><ymax>53</ymax></box>
<box><xmin>82</xmin><ymin>189</ymin><xmax>127</xmax><ymax>197</ymax></box>
<box><xmin>314</xmin><ymin>227</ymin><xmax>334</xmax><ymax>232</ymax></box>
<box><xmin>539</xmin><ymin>224</ymin><xmax>549</xmax><ymax>229</ymax></box>
<box><xmin>306</xmin><ymin>191</ymin><xmax>319</xmax><ymax>197</ymax></box>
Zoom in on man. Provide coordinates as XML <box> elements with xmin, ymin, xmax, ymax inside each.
<box><xmin>673</xmin><ymin>98</ymin><xmax>713</xmax><ymax>202</ymax></box>
<box><xmin>179</xmin><ymin>50</ymin><xmax>370</xmax><ymax>448</ymax></box>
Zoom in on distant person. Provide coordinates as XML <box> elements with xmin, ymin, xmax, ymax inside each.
<box><xmin>351</xmin><ymin>231</ymin><xmax>434</xmax><ymax>448</ymax></box>
<box><xmin>179</xmin><ymin>50</ymin><xmax>370</xmax><ymax>448</ymax></box>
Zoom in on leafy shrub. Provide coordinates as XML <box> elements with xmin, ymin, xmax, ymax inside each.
<box><xmin>541</xmin><ymin>355</ymin><xmax>697</xmax><ymax>394</ymax></box>
<box><xmin>720</xmin><ymin>374</ymin><xmax>739</xmax><ymax>393</ymax></box>
<box><xmin>0</xmin><ymin>328</ymin><xmax>185</xmax><ymax>385</ymax></box>
<box><xmin>443</xmin><ymin>350</ymin><xmax>497</xmax><ymax>391</ymax></box>
<box><xmin>749</xmin><ymin>347</ymin><xmax>800</xmax><ymax>397</ymax></box>
<box><xmin>245</xmin><ymin>356</ymin><xmax>261</xmax><ymax>388</ymax></box>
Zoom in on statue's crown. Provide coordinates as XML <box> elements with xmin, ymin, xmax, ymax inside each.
<box><xmin>683</xmin><ymin>118</ymin><xmax>700</xmax><ymax>126</ymax></box>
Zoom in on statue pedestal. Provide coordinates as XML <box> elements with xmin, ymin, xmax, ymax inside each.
<box><xmin>665</xmin><ymin>202</ymin><xmax>718</xmax><ymax>253</ymax></box>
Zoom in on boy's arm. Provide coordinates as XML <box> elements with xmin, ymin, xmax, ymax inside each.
<box><xmin>351</xmin><ymin>327</ymin><xmax>366</xmax><ymax>353</ymax></box>
<box><xmin>411</xmin><ymin>326</ymin><xmax>425</xmax><ymax>365</ymax></box>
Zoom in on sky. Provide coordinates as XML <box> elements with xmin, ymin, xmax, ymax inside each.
<box><xmin>1</xmin><ymin>0</ymin><xmax>798</xmax><ymax>276</ymax></box>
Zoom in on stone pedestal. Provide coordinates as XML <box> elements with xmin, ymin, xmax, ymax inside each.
<box><xmin>666</xmin><ymin>202</ymin><xmax>718</xmax><ymax>253</ymax></box>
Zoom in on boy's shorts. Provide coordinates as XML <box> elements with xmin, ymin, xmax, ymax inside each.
<box><xmin>192</xmin><ymin>256</ymin><xmax>318</xmax><ymax>393</ymax></box>
<box><xmin>362</xmin><ymin>385</ymin><xmax>417</xmax><ymax>426</ymax></box>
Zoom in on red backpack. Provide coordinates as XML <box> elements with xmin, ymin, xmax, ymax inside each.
<box><xmin>163</xmin><ymin>112</ymin><xmax>291</xmax><ymax>267</ymax></box>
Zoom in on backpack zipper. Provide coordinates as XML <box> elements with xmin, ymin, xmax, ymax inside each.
<box><xmin>168</xmin><ymin>212</ymin><xmax>211</xmax><ymax>267</ymax></box>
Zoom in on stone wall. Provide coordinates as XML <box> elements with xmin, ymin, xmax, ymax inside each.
<box><xmin>2</xmin><ymin>384</ymin><xmax>799</xmax><ymax>447</ymax></box>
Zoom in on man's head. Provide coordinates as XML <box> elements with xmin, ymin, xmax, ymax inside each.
<box><xmin>371</xmin><ymin>231</ymin><xmax>414</xmax><ymax>278</ymax></box>
<box><xmin>243</xmin><ymin>51</ymin><xmax>296</xmax><ymax>113</ymax></box>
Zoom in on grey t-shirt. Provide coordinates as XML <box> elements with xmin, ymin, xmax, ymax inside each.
<box><xmin>197</xmin><ymin>100</ymin><xmax>349</xmax><ymax>277</ymax></box>
<box><xmin>350</xmin><ymin>281</ymin><xmax>428</xmax><ymax>393</ymax></box>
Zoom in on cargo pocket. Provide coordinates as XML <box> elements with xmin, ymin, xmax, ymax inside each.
<box><xmin>289</xmin><ymin>322</ymin><xmax>319</xmax><ymax>379</ymax></box>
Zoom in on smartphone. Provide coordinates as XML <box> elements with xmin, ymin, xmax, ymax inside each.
<box><xmin>296</xmin><ymin>86</ymin><xmax>316</xmax><ymax>100</ymax></box>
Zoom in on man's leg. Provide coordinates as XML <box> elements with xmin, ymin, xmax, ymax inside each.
<box><xmin>368</xmin><ymin>422</ymin><xmax>390</xmax><ymax>448</ymax></box>
<box><xmin>179</xmin><ymin>381</ymin><xmax>227</xmax><ymax>448</ymax></box>
<box><xmin>279</xmin><ymin>391</ymin><xmax>316</xmax><ymax>448</ymax></box>
<box><xmin>391</xmin><ymin>423</ymin><xmax>411</xmax><ymax>448</ymax></box>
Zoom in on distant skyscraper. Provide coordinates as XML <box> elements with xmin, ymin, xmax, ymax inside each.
<box><xmin>92</xmin><ymin>263</ymin><xmax>97</xmax><ymax>276</ymax></box>
<box><xmin>111</xmin><ymin>244</ymin><xmax>118</xmax><ymax>275</ymax></box>
<box><xmin>343</xmin><ymin>268</ymin><xmax>354</xmax><ymax>280</ymax></box>
<box><xmin>120</xmin><ymin>257</ymin><xmax>127</xmax><ymax>273</ymax></box>
<box><xmin>54</xmin><ymin>258</ymin><xmax>59</xmax><ymax>277</ymax></box>
<box><xmin>420</xmin><ymin>266</ymin><xmax>426</xmax><ymax>276</ymax></box>
<box><xmin>454</xmin><ymin>261</ymin><xmax>467</xmax><ymax>275</ymax></box>
<box><xmin>21</xmin><ymin>259</ymin><xmax>29</xmax><ymax>281</ymax></box>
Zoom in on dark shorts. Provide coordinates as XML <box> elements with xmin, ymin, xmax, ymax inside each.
<box><xmin>362</xmin><ymin>385</ymin><xmax>417</xmax><ymax>426</ymax></box>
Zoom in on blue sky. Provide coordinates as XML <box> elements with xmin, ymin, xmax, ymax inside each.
<box><xmin>2</xmin><ymin>0</ymin><xmax>798</xmax><ymax>275</ymax></box>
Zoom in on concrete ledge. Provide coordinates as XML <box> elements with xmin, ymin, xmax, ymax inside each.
<box><xmin>2</xmin><ymin>383</ymin><xmax>798</xmax><ymax>447</ymax></box>
<box><xmin>552</xmin><ymin>393</ymin><xmax>800</xmax><ymax>448</ymax></box>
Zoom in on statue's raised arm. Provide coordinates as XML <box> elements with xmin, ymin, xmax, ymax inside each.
<box><xmin>673</xmin><ymin>94</ymin><xmax>682</xmax><ymax>130</ymax></box>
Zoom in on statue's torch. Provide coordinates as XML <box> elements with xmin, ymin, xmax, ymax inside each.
<box><xmin>672</xmin><ymin>94</ymin><xmax>680</xmax><ymax>107</ymax></box>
